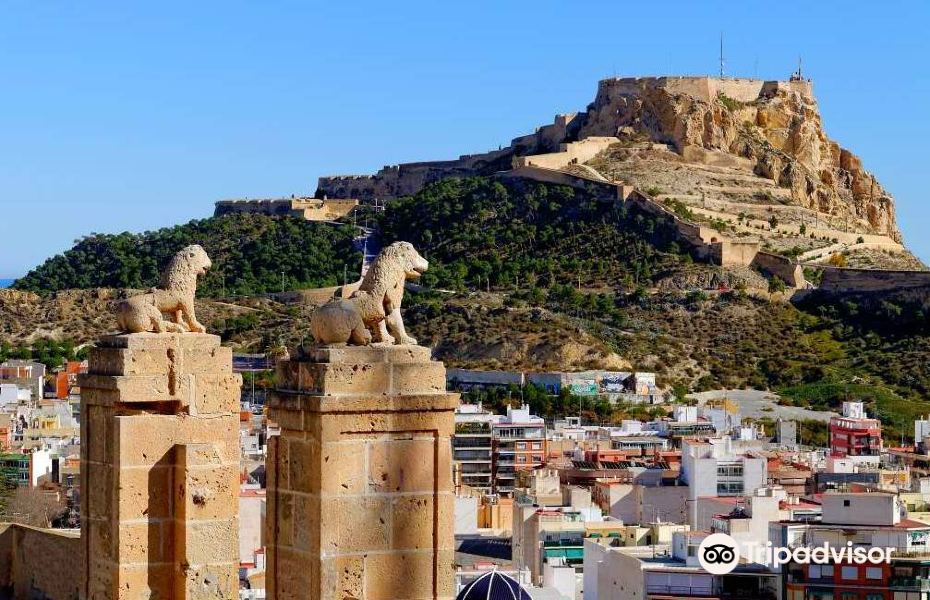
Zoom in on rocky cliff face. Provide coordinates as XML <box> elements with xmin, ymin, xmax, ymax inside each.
<box><xmin>577</xmin><ymin>78</ymin><xmax>899</xmax><ymax>241</ymax></box>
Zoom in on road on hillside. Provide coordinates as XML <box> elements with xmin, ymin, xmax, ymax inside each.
<box><xmin>354</xmin><ymin>226</ymin><xmax>379</xmax><ymax>277</ymax></box>
<box><xmin>687</xmin><ymin>388</ymin><xmax>839</xmax><ymax>423</ymax></box>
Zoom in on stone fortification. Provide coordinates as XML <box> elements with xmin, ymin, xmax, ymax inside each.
<box><xmin>317</xmin><ymin>147</ymin><xmax>514</xmax><ymax>203</ymax></box>
<box><xmin>316</xmin><ymin>75</ymin><xmax>898</xmax><ymax>243</ymax></box>
<box><xmin>215</xmin><ymin>197</ymin><xmax>359</xmax><ymax>221</ymax></box>
<box><xmin>578</xmin><ymin>77</ymin><xmax>897</xmax><ymax>240</ymax></box>
<box><xmin>590</xmin><ymin>76</ymin><xmax>813</xmax><ymax>105</ymax></box>
<box><xmin>79</xmin><ymin>333</ymin><xmax>241</xmax><ymax>599</ymax></box>
<box><xmin>266</xmin><ymin>344</ymin><xmax>458</xmax><ymax>599</ymax></box>
<box><xmin>817</xmin><ymin>267</ymin><xmax>930</xmax><ymax>295</ymax></box>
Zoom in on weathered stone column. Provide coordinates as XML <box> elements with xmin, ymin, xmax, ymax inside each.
<box><xmin>266</xmin><ymin>345</ymin><xmax>457</xmax><ymax>600</ymax></box>
<box><xmin>80</xmin><ymin>333</ymin><xmax>241</xmax><ymax>599</ymax></box>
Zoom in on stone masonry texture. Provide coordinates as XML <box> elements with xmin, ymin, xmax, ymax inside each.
<box><xmin>79</xmin><ymin>333</ymin><xmax>241</xmax><ymax>600</ymax></box>
<box><xmin>266</xmin><ymin>344</ymin><xmax>458</xmax><ymax>600</ymax></box>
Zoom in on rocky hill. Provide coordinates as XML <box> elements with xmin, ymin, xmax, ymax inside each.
<box><xmin>578</xmin><ymin>77</ymin><xmax>897</xmax><ymax>240</ymax></box>
<box><xmin>319</xmin><ymin>75</ymin><xmax>919</xmax><ymax>270</ymax></box>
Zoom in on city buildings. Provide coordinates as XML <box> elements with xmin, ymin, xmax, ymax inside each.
<box><xmin>773</xmin><ymin>491</ymin><xmax>930</xmax><ymax>600</ymax></box>
<box><xmin>829</xmin><ymin>401</ymin><xmax>883</xmax><ymax>465</ymax></box>
<box><xmin>0</xmin><ymin>360</ymin><xmax>45</xmax><ymax>400</ymax></box>
<box><xmin>583</xmin><ymin>531</ymin><xmax>778</xmax><ymax>600</ymax></box>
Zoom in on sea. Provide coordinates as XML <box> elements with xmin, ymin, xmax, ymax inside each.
<box><xmin>0</xmin><ymin>279</ymin><xmax>13</xmax><ymax>288</ymax></box>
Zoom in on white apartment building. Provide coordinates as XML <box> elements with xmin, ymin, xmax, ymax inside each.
<box><xmin>680</xmin><ymin>437</ymin><xmax>767</xmax><ymax>526</ymax></box>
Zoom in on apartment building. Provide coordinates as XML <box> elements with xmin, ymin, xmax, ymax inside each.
<box><xmin>453</xmin><ymin>403</ymin><xmax>495</xmax><ymax>494</ymax></box>
<box><xmin>0</xmin><ymin>360</ymin><xmax>45</xmax><ymax>400</ymax></box>
<box><xmin>829</xmin><ymin>401</ymin><xmax>882</xmax><ymax>466</ymax></box>
<box><xmin>772</xmin><ymin>491</ymin><xmax>930</xmax><ymax>600</ymax></box>
<box><xmin>492</xmin><ymin>404</ymin><xmax>546</xmax><ymax>496</ymax></box>
<box><xmin>583</xmin><ymin>531</ymin><xmax>777</xmax><ymax>600</ymax></box>
<box><xmin>681</xmin><ymin>437</ymin><xmax>768</xmax><ymax>526</ymax></box>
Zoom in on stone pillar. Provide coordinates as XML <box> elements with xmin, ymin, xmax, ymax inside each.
<box><xmin>266</xmin><ymin>345</ymin><xmax>458</xmax><ymax>600</ymax></box>
<box><xmin>80</xmin><ymin>333</ymin><xmax>241</xmax><ymax>599</ymax></box>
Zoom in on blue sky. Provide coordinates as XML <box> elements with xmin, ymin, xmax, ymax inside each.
<box><xmin>1</xmin><ymin>1</ymin><xmax>928</xmax><ymax>277</ymax></box>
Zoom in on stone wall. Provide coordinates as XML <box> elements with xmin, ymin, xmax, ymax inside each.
<box><xmin>215</xmin><ymin>198</ymin><xmax>358</xmax><ymax>221</ymax></box>
<box><xmin>711</xmin><ymin>240</ymin><xmax>762</xmax><ymax>267</ymax></box>
<box><xmin>498</xmin><ymin>166</ymin><xmax>619</xmax><ymax>199</ymax></box>
<box><xmin>215</xmin><ymin>199</ymin><xmax>294</xmax><ymax>217</ymax></box>
<box><xmin>514</xmin><ymin>137</ymin><xmax>619</xmax><ymax>171</ymax></box>
<box><xmin>0</xmin><ymin>524</ymin><xmax>81</xmax><ymax>600</ymax></box>
<box><xmin>751</xmin><ymin>251</ymin><xmax>806</xmax><ymax>288</ymax></box>
<box><xmin>817</xmin><ymin>267</ymin><xmax>930</xmax><ymax>294</ymax></box>
<box><xmin>592</xmin><ymin>76</ymin><xmax>813</xmax><ymax>106</ymax></box>
<box><xmin>317</xmin><ymin>148</ymin><xmax>514</xmax><ymax>203</ymax></box>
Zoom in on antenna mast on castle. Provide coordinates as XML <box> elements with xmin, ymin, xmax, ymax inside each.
<box><xmin>791</xmin><ymin>55</ymin><xmax>804</xmax><ymax>81</ymax></box>
<box><xmin>719</xmin><ymin>33</ymin><xmax>725</xmax><ymax>77</ymax></box>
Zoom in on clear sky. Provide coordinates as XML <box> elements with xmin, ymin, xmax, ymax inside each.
<box><xmin>1</xmin><ymin>1</ymin><xmax>928</xmax><ymax>278</ymax></box>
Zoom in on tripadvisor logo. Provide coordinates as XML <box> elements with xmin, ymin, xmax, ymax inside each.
<box><xmin>699</xmin><ymin>533</ymin><xmax>740</xmax><ymax>574</ymax></box>
<box><xmin>698</xmin><ymin>533</ymin><xmax>897</xmax><ymax>574</ymax></box>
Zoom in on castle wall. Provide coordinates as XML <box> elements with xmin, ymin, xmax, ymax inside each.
<box><xmin>499</xmin><ymin>166</ymin><xmax>618</xmax><ymax>199</ymax></box>
<box><xmin>215</xmin><ymin>199</ymin><xmax>294</xmax><ymax>217</ymax></box>
<box><xmin>295</xmin><ymin>198</ymin><xmax>359</xmax><ymax>221</ymax></box>
<box><xmin>751</xmin><ymin>251</ymin><xmax>806</xmax><ymax>288</ymax></box>
<box><xmin>711</xmin><ymin>240</ymin><xmax>762</xmax><ymax>267</ymax></box>
<box><xmin>817</xmin><ymin>267</ymin><xmax>930</xmax><ymax>294</ymax></box>
<box><xmin>317</xmin><ymin>147</ymin><xmax>514</xmax><ymax>202</ymax></box>
<box><xmin>514</xmin><ymin>137</ymin><xmax>619</xmax><ymax>171</ymax></box>
<box><xmin>215</xmin><ymin>198</ymin><xmax>359</xmax><ymax>221</ymax></box>
<box><xmin>596</xmin><ymin>76</ymin><xmax>814</xmax><ymax>105</ymax></box>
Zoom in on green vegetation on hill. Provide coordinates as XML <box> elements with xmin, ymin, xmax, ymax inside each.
<box><xmin>14</xmin><ymin>214</ymin><xmax>362</xmax><ymax>297</ymax></box>
<box><xmin>379</xmin><ymin>176</ymin><xmax>930</xmax><ymax>441</ymax></box>
<box><xmin>0</xmin><ymin>338</ymin><xmax>84</xmax><ymax>369</ymax></box>
<box><xmin>380</xmin><ymin>177</ymin><xmax>689</xmax><ymax>291</ymax></box>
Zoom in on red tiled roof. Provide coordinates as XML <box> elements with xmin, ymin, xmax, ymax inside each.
<box><xmin>896</xmin><ymin>519</ymin><xmax>930</xmax><ymax>529</ymax></box>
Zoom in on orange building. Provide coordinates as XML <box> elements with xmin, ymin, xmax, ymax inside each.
<box><xmin>55</xmin><ymin>361</ymin><xmax>87</xmax><ymax>399</ymax></box>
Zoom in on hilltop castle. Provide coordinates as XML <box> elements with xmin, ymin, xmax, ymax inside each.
<box><xmin>316</xmin><ymin>76</ymin><xmax>814</xmax><ymax>200</ymax></box>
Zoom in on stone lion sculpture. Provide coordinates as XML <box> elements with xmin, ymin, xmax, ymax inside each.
<box><xmin>115</xmin><ymin>244</ymin><xmax>212</xmax><ymax>334</ymax></box>
<box><xmin>310</xmin><ymin>241</ymin><xmax>428</xmax><ymax>346</ymax></box>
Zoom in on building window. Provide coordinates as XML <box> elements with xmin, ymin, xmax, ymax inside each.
<box><xmin>865</xmin><ymin>567</ymin><xmax>882</xmax><ymax>580</ymax></box>
<box><xmin>840</xmin><ymin>566</ymin><xmax>858</xmax><ymax>580</ymax></box>
<box><xmin>821</xmin><ymin>565</ymin><xmax>833</xmax><ymax>578</ymax></box>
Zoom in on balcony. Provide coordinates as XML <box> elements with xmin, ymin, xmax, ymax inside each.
<box><xmin>453</xmin><ymin>437</ymin><xmax>493</xmax><ymax>447</ymax></box>
<box><xmin>543</xmin><ymin>539</ymin><xmax>584</xmax><ymax>548</ymax></box>
<box><xmin>645</xmin><ymin>585</ymin><xmax>775</xmax><ymax>600</ymax></box>
<box><xmin>889</xmin><ymin>577</ymin><xmax>930</xmax><ymax>591</ymax></box>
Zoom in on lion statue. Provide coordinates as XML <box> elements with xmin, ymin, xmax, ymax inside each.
<box><xmin>115</xmin><ymin>244</ymin><xmax>212</xmax><ymax>334</ymax></box>
<box><xmin>310</xmin><ymin>241</ymin><xmax>428</xmax><ymax>346</ymax></box>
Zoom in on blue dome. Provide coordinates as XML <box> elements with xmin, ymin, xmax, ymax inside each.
<box><xmin>457</xmin><ymin>571</ymin><xmax>532</xmax><ymax>600</ymax></box>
